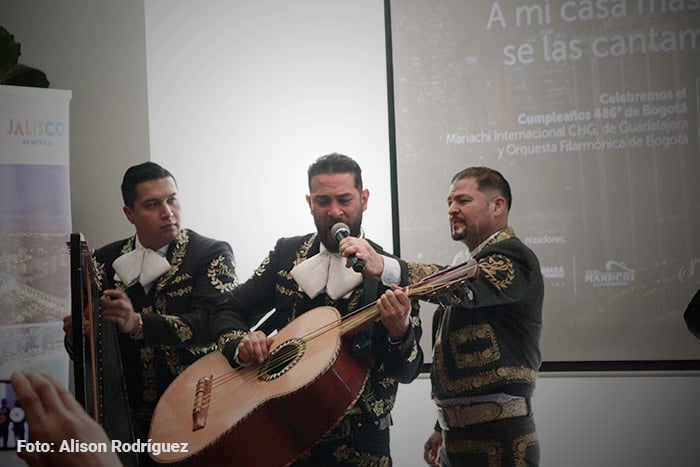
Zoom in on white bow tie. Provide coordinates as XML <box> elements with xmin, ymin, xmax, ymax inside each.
<box><xmin>112</xmin><ymin>242</ymin><xmax>170</xmax><ymax>290</ymax></box>
<box><xmin>290</xmin><ymin>243</ymin><xmax>363</xmax><ymax>300</ymax></box>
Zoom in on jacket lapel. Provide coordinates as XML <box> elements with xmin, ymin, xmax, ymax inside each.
<box><xmin>156</xmin><ymin>229</ymin><xmax>189</xmax><ymax>294</ymax></box>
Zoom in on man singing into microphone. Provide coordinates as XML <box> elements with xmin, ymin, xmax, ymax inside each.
<box><xmin>217</xmin><ymin>153</ymin><xmax>430</xmax><ymax>466</ymax></box>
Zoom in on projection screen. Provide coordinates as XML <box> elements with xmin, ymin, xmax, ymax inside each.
<box><xmin>388</xmin><ymin>0</ymin><xmax>700</xmax><ymax>366</ymax></box>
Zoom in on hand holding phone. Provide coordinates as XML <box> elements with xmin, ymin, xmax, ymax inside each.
<box><xmin>9</xmin><ymin>371</ymin><xmax>121</xmax><ymax>467</ymax></box>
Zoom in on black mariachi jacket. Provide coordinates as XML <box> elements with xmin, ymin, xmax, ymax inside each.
<box><xmin>431</xmin><ymin>227</ymin><xmax>543</xmax><ymax>400</ymax></box>
<box><xmin>219</xmin><ymin>233</ymin><xmax>426</xmax><ymax>421</ymax></box>
<box><xmin>93</xmin><ymin>228</ymin><xmax>238</xmax><ymax>416</ymax></box>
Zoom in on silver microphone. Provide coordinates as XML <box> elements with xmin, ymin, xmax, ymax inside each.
<box><xmin>331</xmin><ymin>222</ymin><xmax>365</xmax><ymax>273</ymax></box>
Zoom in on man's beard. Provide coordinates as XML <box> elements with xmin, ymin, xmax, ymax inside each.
<box><xmin>450</xmin><ymin>222</ymin><xmax>466</xmax><ymax>242</ymax></box>
<box><xmin>316</xmin><ymin>216</ymin><xmax>363</xmax><ymax>252</ymax></box>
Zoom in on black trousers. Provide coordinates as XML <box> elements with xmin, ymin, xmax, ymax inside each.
<box><xmin>441</xmin><ymin>414</ymin><xmax>539</xmax><ymax>467</ymax></box>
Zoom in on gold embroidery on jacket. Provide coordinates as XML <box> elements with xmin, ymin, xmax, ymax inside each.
<box><xmin>288</xmin><ymin>235</ymin><xmax>320</xmax><ymax>322</ymax></box>
<box><xmin>140</xmin><ymin>304</ymin><xmax>155</xmax><ymax>402</ymax></box>
<box><xmin>171</xmin><ymin>273</ymin><xmax>191</xmax><ymax>285</ymax></box>
<box><xmin>254</xmin><ymin>255</ymin><xmax>271</xmax><ymax>277</ymax></box>
<box><xmin>278</xmin><ymin>269</ymin><xmax>293</xmax><ymax>281</ymax></box>
<box><xmin>407</xmin><ymin>261</ymin><xmax>441</xmax><ymax>284</ymax></box>
<box><xmin>407</xmin><ymin>341</ymin><xmax>419</xmax><ymax>363</ymax></box>
<box><xmin>485</xmin><ymin>226</ymin><xmax>515</xmax><ymax>249</ymax></box>
<box><xmin>154</xmin><ymin>296</ymin><xmax>167</xmax><ymax>315</ymax></box>
<box><xmin>162</xmin><ymin>347</ymin><xmax>186</xmax><ymax>376</ymax></box>
<box><xmin>163</xmin><ymin>345</ymin><xmax>214</xmax><ymax>374</ymax></box>
<box><xmin>449</xmin><ymin>324</ymin><xmax>500</xmax><ymax>368</ymax></box>
<box><xmin>165</xmin><ymin>316</ymin><xmax>193</xmax><ymax>342</ymax></box>
<box><xmin>90</xmin><ymin>256</ymin><xmax>105</xmax><ymax>292</ymax></box>
<box><xmin>293</xmin><ymin>235</ymin><xmax>316</xmax><ymax>268</ymax></box>
<box><xmin>434</xmin><ymin>340</ymin><xmax>537</xmax><ymax>393</ymax></box>
<box><xmin>121</xmin><ymin>238</ymin><xmax>135</xmax><ymax>256</ymax></box>
<box><xmin>208</xmin><ymin>255</ymin><xmax>237</xmax><ymax>293</ymax></box>
<box><xmin>379</xmin><ymin>376</ymin><xmax>396</xmax><ymax>389</ymax></box>
<box><xmin>157</xmin><ymin>229</ymin><xmax>189</xmax><ymax>290</ymax></box>
<box><xmin>333</xmin><ymin>445</ymin><xmax>391</xmax><ymax>467</ymax></box>
<box><xmin>512</xmin><ymin>432</ymin><xmax>538</xmax><ymax>467</ymax></box>
<box><xmin>479</xmin><ymin>254</ymin><xmax>515</xmax><ymax>290</ymax></box>
<box><xmin>141</xmin><ymin>347</ymin><xmax>157</xmax><ymax>403</ymax></box>
<box><xmin>346</xmin><ymin>288</ymin><xmax>363</xmax><ymax>313</ymax></box>
<box><xmin>360</xmin><ymin>385</ymin><xmax>395</xmax><ymax>417</ymax></box>
<box><xmin>186</xmin><ymin>344</ymin><xmax>217</xmax><ymax>357</ymax></box>
<box><xmin>275</xmin><ymin>284</ymin><xmax>297</xmax><ymax>297</ymax></box>
<box><xmin>447</xmin><ymin>439</ymin><xmax>503</xmax><ymax>467</ymax></box>
<box><xmin>166</xmin><ymin>286</ymin><xmax>192</xmax><ymax>298</ymax></box>
<box><xmin>217</xmin><ymin>330</ymin><xmax>247</xmax><ymax>351</ymax></box>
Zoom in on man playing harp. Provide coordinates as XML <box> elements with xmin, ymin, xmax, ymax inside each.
<box><xmin>64</xmin><ymin>162</ymin><xmax>238</xmax><ymax>466</ymax></box>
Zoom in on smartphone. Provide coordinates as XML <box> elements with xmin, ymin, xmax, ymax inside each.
<box><xmin>0</xmin><ymin>380</ymin><xmax>29</xmax><ymax>450</ymax></box>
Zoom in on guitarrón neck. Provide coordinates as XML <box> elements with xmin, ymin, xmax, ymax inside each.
<box><xmin>337</xmin><ymin>281</ymin><xmax>448</xmax><ymax>335</ymax></box>
<box><xmin>337</xmin><ymin>259</ymin><xmax>478</xmax><ymax>336</ymax></box>
<box><xmin>339</xmin><ymin>303</ymin><xmax>380</xmax><ymax>335</ymax></box>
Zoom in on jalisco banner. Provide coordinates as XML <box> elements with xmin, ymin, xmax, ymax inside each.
<box><xmin>0</xmin><ymin>85</ymin><xmax>73</xmax><ymax>391</ymax></box>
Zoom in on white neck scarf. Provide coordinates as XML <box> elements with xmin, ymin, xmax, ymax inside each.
<box><xmin>451</xmin><ymin>230</ymin><xmax>503</xmax><ymax>266</ymax></box>
<box><xmin>290</xmin><ymin>241</ymin><xmax>363</xmax><ymax>300</ymax></box>
<box><xmin>451</xmin><ymin>249</ymin><xmax>473</xmax><ymax>266</ymax></box>
<box><xmin>112</xmin><ymin>237</ymin><xmax>170</xmax><ymax>292</ymax></box>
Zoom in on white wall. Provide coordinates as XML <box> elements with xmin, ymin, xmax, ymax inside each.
<box><xmin>144</xmin><ymin>0</ymin><xmax>393</xmax><ymax>280</ymax></box>
<box><xmin>1</xmin><ymin>2</ymin><xmax>698</xmax><ymax>466</ymax></box>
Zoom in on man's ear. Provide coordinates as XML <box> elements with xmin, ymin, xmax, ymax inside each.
<box><xmin>361</xmin><ymin>189</ymin><xmax>369</xmax><ymax>212</ymax></box>
<box><xmin>305</xmin><ymin>194</ymin><xmax>312</xmax><ymax>212</ymax></box>
<box><xmin>123</xmin><ymin>205</ymin><xmax>135</xmax><ymax>225</ymax></box>
<box><xmin>492</xmin><ymin>196</ymin><xmax>507</xmax><ymax>215</ymax></box>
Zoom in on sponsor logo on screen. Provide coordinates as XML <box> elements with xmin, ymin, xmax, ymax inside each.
<box><xmin>585</xmin><ymin>260</ymin><xmax>635</xmax><ymax>287</ymax></box>
<box><xmin>542</xmin><ymin>266</ymin><xmax>566</xmax><ymax>279</ymax></box>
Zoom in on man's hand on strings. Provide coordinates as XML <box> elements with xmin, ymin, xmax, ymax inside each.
<box><xmin>377</xmin><ymin>284</ymin><xmax>411</xmax><ymax>341</ymax></box>
<box><xmin>236</xmin><ymin>330</ymin><xmax>275</xmax><ymax>365</ymax></box>
<box><xmin>100</xmin><ymin>289</ymin><xmax>141</xmax><ymax>335</ymax></box>
<box><xmin>62</xmin><ymin>313</ymin><xmax>89</xmax><ymax>344</ymax></box>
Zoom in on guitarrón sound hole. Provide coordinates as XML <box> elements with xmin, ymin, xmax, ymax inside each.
<box><xmin>257</xmin><ymin>338</ymin><xmax>306</xmax><ymax>381</ymax></box>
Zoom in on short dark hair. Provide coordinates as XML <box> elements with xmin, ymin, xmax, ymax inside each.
<box><xmin>451</xmin><ymin>166</ymin><xmax>512</xmax><ymax>210</ymax></box>
<box><xmin>121</xmin><ymin>162</ymin><xmax>176</xmax><ymax>208</ymax></box>
<box><xmin>307</xmin><ymin>153</ymin><xmax>363</xmax><ymax>191</ymax></box>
